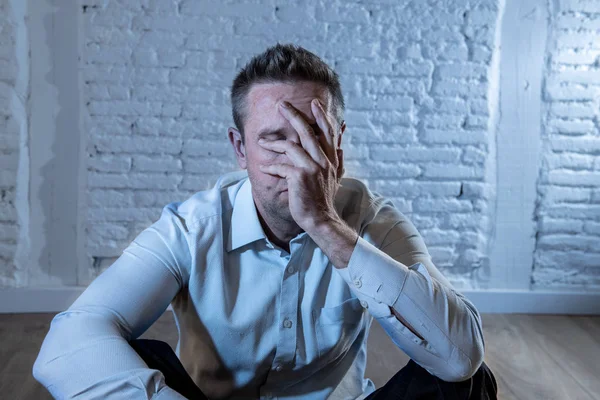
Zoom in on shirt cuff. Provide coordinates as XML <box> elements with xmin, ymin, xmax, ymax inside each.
<box><xmin>339</xmin><ymin>236</ymin><xmax>411</xmax><ymax>307</ymax></box>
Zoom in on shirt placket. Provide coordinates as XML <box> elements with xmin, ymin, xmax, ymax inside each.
<box><xmin>260</xmin><ymin>238</ymin><xmax>303</xmax><ymax>399</ymax></box>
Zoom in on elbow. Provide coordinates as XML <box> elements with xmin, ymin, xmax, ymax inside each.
<box><xmin>32</xmin><ymin>354</ymin><xmax>50</xmax><ymax>387</ymax></box>
<box><xmin>446</xmin><ymin>337</ymin><xmax>485</xmax><ymax>382</ymax></box>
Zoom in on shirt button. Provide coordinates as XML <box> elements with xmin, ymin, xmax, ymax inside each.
<box><xmin>275</xmin><ymin>364</ymin><xmax>283</xmax><ymax>372</ymax></box>
<box><xmin>360</xmin><ymin>300</ymin><xmax>368</xmax><ymax>309</ymax></box>
<box><xmin>287</xmin><ymin>266</ymin><xmax>295</xmax><ymax>274</ymax></box>
<box><xmin>354</xmin><ymin>279</ymin><xmax>362</xmax><ymax>288</ymax></box>
<box><xmin>283</xmin><ymin>319</ymin><xmax>293</xmax><ymax>328</ymax></box>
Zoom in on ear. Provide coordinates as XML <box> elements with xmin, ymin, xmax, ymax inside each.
<box><xmin>228</xmin><ymin>127</ymin><xmax>247</xmax><ymax>169</ymax></box>
<box><xmin>336</xmin><ymin>120</ymin><xmax>346</xmax><ymax>181</ymax></box>
<box><xmin>337</xmin><ymin>120</ymin><xmax>346</xmax><ymax>148</ymax></box>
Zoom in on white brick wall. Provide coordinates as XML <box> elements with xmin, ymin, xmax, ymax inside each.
<box><xmin>533</xmin><ymin>0</ymin><xmax>600</xmax><ymax>289</ymax></box>
<box><xmin>0</xmin><ymin>0</ymin><xmax>26</xmax><ymax>287</ymax></box>
<box><xmin>80</xmin><ymin>0</ymin><xmax>499</xmax><ymax>285</ymax></box>
<box><xmin>1</xmin><ymin>0</ymin><xmax>598</xmax><ymax>292</ymax></box>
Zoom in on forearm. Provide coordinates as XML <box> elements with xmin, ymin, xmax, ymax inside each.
<box><xmin>341</xmin><ymin>237</ymin><xmax>485</xmax><ymax>381</ymax></box>
<box><xmin>309</xmin><ymin>218</ymin><xmax>485</xmax><ymax>381</ymax></box>
<box><xmin>307</xmin><ymin>216</ymin><xmax>358</xmax><ymax>269</ymax></box>
<box><xmin>33</xmin><ymin>310</ymin><xmax>186</xmax><ymax>399</ymax></box>
<box><xmin>33</xmin><ymin>248</ymin><xmax>185</xmax><ymax>399</ymax></box>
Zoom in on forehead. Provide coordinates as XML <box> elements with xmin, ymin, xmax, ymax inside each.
<box><xmin>244</xmin><ymin>81</ymin><xmax>331</xmax><ymax>129</ymax></box>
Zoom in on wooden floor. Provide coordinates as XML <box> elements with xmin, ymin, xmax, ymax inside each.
<box><xmin>0</xmin><ymin>312</ymin><xmax>598</xmax><ymax>399</ymax></box>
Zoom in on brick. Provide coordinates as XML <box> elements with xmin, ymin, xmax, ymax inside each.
<box><xmin>423</xmin><ymin>163</ymin><xmax>485</xmax><ymax>180</ymax></box>
<box><xmin>274</xmin><ymin>4</ymin><xmax>315</xmax><ymax>22</ymax></box>
<box><xmin>549</xmin><ymin>102</ymin><xmax>598</xmax><ymax>119</ymax></box>
<box><xmin>362</xmin><ymin>162</ymin><xmax>421</xmax><ymax>179</ymax></box>
<box><xmin>427</xmin><ymin>247</ymin><xmax>456</xmax><ymax>263</ymax></box>
<box><xmin>414</xmin><ymin>199</ymin><xmax>473</xmax><ymax>213</ymax></box>
<box><xmin>88</xmin><ymin>223</ymin><xmax>130</xmax><ymax>240</ymax></box>
<box><xmin>0</xmin><ymin>242</ymin><xmax>16</xmax><ymax>260</ymax></box>
<box><xmin>461</xmin><ymin>182</ymin><xmax>494</xmax><ymax>200</ymax></box>
<box><xmin>432</xmin><ymin>79</ymin><xmax>488</xmax><ymax>97</ymax></box>
<box><xmin>553</xmin><ymin>49</ymin><xmax>600</xmax><ymax>65</ymax></box>
<box><xmin>0</xmin><ymin>223</ymin><xmax>18</xmax><ymax>241</ymax></box>
<box><xmin>88</xmin><ymin>189</ymin><xmax>135</xmax><ymax>208</ymax></box>
<box><xmin>546</xmin><ymin>153</ymin><xmax>594</xmax><ymax>170</ymax></box>
<box><xmin>537</xmin><ymin>234</ymin><xmax>598</xmax><ymax>252</ymax></box>
<box><xmin>182</xmin><ymin>140</ymin><xmax>231</xmax><ymax>158</ymax></box>
<box><xmin>88</xmin><ymin>154</ymin><xmax>132</xmax><ymax>173</ymax></box>
<box><xmin>372</xmin><ymin>180</ymin><xmax>461</xmax><ymax>198</ymax></box>
<box><xmin>0</xmin><ymin>154</ymin><xmax>18</xmax><ymax>171</ymax></box>
<box><xmin>373</xmin><ymin>95</ymin><xmax>413</xmax><ymax>111</ymax></box>
<box><xmin>89</xmin><ymin>172</ymin><xmax>182</xmax><ymax>190</ymax></box>
<box><xmin>556</xmin><ymin>14</ymin><xmax>600</xmax><ymax>30</ymax></box>
<box><xmin>88</xmin><ymin>207</ymin><xmax>161</xmax><ymax>222</ymax></box>
<box><xmin>89</xmin><ymin>101</ymin><xmax>161</xmax><ymax>116</ymax></box>
<box><xmin>547</xmin><ymin>170</ymin><xmax>600</xmax><ymax>186</ymax></box>
<box><xmin>132</xmin><ymin>15</ymin><xmax>235</xmax><ymax>35</ymax></box>
<box><xmin>421</xmin><ymin>229</ymin><xmax>461</xmax><ymax>246</ymax></box>
<box><xmin>445</xmin><ymin>214</ymin><xmax>490</xmax><ymax>230</ymax></box>
<box><xmin>423</xmin><ymin>114</ymin><xmax>465</xmax><ymax>129</ymax></box>
<box><xmin>545</xmin><ymin>82</ymin><xmax>600</xmax><ymax>101</ymax></box>
<box><xmin>539</xmin><ymin>218</ymin><xmax>584</xmax><ymax>233</ymax></box>
<box><xmin>555</xmin><ymin>31</ymin><xmax>600</xmax><ymax>49</ymax></box>
<box><xmin>134</xmin><ymin>190</ymin><xmax>194</xmax><ymax>207</ymax></box>
<box><xmin>462</xmin><ymin>146</ymin><xmax>486</xmax><ymax>165</ymax></box>
<box><xmin>550</xmin><ymin>137</ymin><xmax>600</xmax><ymax>154</ymax></box>
<box><xmin>542</xmin><ymin>186</ymin><xmax>591</xmax><ymax>203</ymax></box>
<box><xmin>316</xmin><ymin>3</ymin><xmax>370</xmax><ymax>23</ymax></box>
<box><xmin>182</xmin><ymin>158</ymin><xmax>237</xmax><ymax>174</ymax></box>
<box><xmin>0</xmin><ymin>205</ymin><xmax>16</xmax><ymax>222</ymax></box>
<box><xmin>535</xmin><ymin>250</ymin><xmax>600</xmax><ymax>270</ymax></box>
<box><xmin>469</xmin><ymin>99</ymin><xmax>489</xmax><ymax>116</ymax></box>
<box><xmin>90</xmin><ymin>135</ymin><xmax>183</xmax><ymax>155</ymax></box>
<box><xmin>421</xmin><ymin>129</ymin><xmax>487</xmax><ymax>145</ymax></box>
<box><xmin>554</xmin><ymin>68</ymin><xmax>600</xmax><ymax>85</ymax></box>
<box><xmin>583</xmin><ymin>221</ymin><xmax>600</xmax><ymax>235</ymax></box>
<box><xmin>427</xmin><ymin>97</ymin><xmax>468</xmax><ymax>114</ymax></box>
<box><xmin>436</xmin><ymin>63</ymin><xmax>487</xmax><ymax>79</ymax></box>
<box><xmin>132</xmin><ymin>155</ymin><xmax>182</xmax><ymax>172</ymax></box>
<box><xmin>370</xmin><ymin>146</ymin><xmax>460</xmax><ymax>163</ymax></box>
<box><xmin>181</xmin><ymin>1</ymin><xmax>273</xmax><ymax>17</ymax></box>
<box><xmin>393</xmin><ymin>61</ymin><xmax>435</xmax><ymax>77</ymax></box>
<box><xmin>545</xmin><ymin>204</ymin><xmax>600</xmax><ymax>219</ymax></box>
<box><xmin>0</xmin><ymin>170</ymin><xmax>16</xmax><ymax>188</ymax></box>
<box><xmin>336</xmin><ymin>59</ymin><xmax>393</xmax><ymax>75</ymax></box>
<box><xmin>0</xmin><ymin>133</ymin><xmax>19</xmax><ymax>151</ymax></box>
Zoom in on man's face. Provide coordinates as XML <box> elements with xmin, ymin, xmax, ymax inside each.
<box><xmin>228</xmin><ymin>81</ymin><xmax>340</xmax><ymax>224</ymax></box>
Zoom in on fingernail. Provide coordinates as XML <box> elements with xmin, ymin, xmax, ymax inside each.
<box><xmin>280</xmin><ymin>101</ymin><xmax>291</xmax><ymax>108</ymax></box>
<box><xmin>312</xmin><ymin>99</ymin><xmax>321</xmax><ymax>107</ymax></box>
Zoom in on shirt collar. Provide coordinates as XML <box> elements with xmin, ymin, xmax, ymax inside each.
<box><xmin>227</xmin><ymin>177</ymin><xmax>267</xmax><ymax>252</ymax></box>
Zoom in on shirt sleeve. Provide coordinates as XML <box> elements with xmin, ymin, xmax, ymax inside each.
<box><xmin>334</xmin><ymin>198</ymin><xmax>485</xmax><ymax>382</ymax></box>
<box><xmin>32</xmin><ymin>203</ymin><xmax>191</xmax><ymax>399</ymax></box>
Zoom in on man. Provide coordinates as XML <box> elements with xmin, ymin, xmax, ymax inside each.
<box><xmin>33</xmin><ymin>44</ymin><xmax>497</xmax><ymax>399</ymax></box>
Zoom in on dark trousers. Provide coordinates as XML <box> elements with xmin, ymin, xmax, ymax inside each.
<box><xmin>129</xmin><ymin>339</ymin><xmax>498</xmax><ymax>400</ymax></box>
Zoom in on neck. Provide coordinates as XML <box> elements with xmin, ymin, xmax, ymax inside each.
<box><xmin>255</xmin><ymin>203</ymin><xmax>303</xmax><ymax>253</ymax></box>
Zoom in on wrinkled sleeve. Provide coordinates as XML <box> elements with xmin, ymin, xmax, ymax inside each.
<box><xmin>335</xmin><ymin>198</ymin><xmax>485</xmax><ymax>382</ymax></box>
<box><xmin>32</xmin><ymin>204</ymin><xmax>192</xmax><ymax>399</ymax></box>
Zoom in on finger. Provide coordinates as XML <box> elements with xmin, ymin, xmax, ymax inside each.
<box><xmin>258</xmin><ymin>139</ymin><xmax>318</xmax><ymax>170</ymax></box>
<box><xmin>279</xmin><ymin>102</ymin><xmax>328</xmax><ymax>167</ymax></box>
<box><xmin>259</xmin><ymin>163</ymin><xmax>299</xmax><ymax>179</ymax></box>
<box><xmin>311</xmin><ymin>99</ymin><xmax>337</xmax><ymax>165</ymax></box>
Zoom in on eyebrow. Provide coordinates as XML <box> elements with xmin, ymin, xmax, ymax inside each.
<box><xmin>257</xmin><ymin>124</ymin><xmax>321</xmax><ymax>139</ymax></box>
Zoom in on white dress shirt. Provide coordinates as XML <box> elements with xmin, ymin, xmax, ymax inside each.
<box><xmin>33</xmin><ymin>170</ymin><xmax>485</xmax><ymax>399</ymax></box>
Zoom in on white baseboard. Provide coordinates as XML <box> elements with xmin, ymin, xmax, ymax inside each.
<box><xmin>1</xmin><ymin>287</ymin><xmax>599</xmax><ymax>315</ymax></box>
